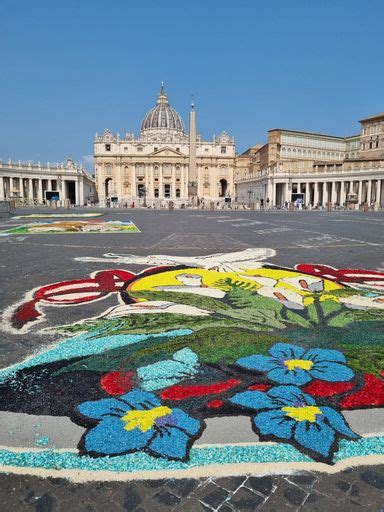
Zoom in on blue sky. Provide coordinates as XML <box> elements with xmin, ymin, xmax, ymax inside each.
<box><xmin>1</xmin><ymin>0</ymin><xmax>384</xmax><ymax>167</ymax></box>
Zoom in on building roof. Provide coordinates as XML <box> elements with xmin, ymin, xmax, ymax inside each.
<box><xmin>359</xmin><ymin>112</ymin><xmax>384</xmax><ymax>123</ymax></box>
<box><xmin>268</xmin><ymin>128</ymin><xmax>347</xmax><ymax>140</ymax></box>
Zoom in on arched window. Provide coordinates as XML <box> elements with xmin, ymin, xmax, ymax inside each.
<box><xmin>176</xmin><ymin>188</ymin><xmax>181</xmax><ymax>198</ymax></box>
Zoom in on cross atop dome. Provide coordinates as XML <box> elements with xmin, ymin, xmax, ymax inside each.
<box><xmin>157</xmin><ymin>82</ymin><xmax>169</xmax><ymax>105</ymax></box>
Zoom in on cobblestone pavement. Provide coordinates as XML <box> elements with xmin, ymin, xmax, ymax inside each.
<box><xmin>1</xmin><ymin>466</ymin><xmax>383</xmax><ymax>511</ymax></box>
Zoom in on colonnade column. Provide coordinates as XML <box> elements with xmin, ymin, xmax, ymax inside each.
<box><xmin>358</xmin><ymin>181</ymin><xmax>363</xmax><ymax>205</ymax></box>
<box><xmin>340</xmin><ymin>181</ymin><xmax>346</xmax><ymax>206</ymax></box>
<box><xmin>322</xmin><ymin>182</ymin><xmax>327</xmax><ymax>206</ymax></box>
<box><xmin>313</xmin><ymin>182</ymin><xmax>319</xmax><ymax>207</ymax></box>
<box><xmin>0</xmin><ymin>176</ymin><xmax>4</xmax><ymax>200</ymax></box>
<box><xmin>19</xmin><ymin>178</ymin><xmax>25</xmax><ymax>198</ymax></box>
<box><xmin>305</xmin><ymin>182</ymin><xmax>310</xmax><ymax>205</ymax></box>
<box><xmin>284</xmin><ymin>182</ymin><xmax>290</xmax><ymax>203</ymax></box>
<box><xmin>79</xmin><ymin>178</ymin><xmax>84</xmax><ymax>206</ymax></box>
<box><xmin>271</xmin><ymin>181</ymin><xmax>276</xmax><ymax>206</ymax></box>
<box><xmin>331</xmin><ymin>182</ymin><xmax>336</xmax><ymax>205</ymax></box>
<box><xmin>266</xmin><ymin>179</ymin><xmax>272</xmax><ymax>204</ymax></box>
<box><xmin>367</xmin><ymin>180</ymin><xmax>372</xmax><ymax>205</ymax></box>
<box><xmin>38</xmin><ymin>179</ymin><xmax>43</xmax><ymax>203</ymax></box>
<box><xmin>376</xmin><ymin>180</ymin><xmax>382</xmax><ymax>207</ymax></box>
<box><xmin>28</xmin><ymin>179</ymin><xmax>34</xmax><ymax>201</ymax></box>
<box><xmin>75</xmin><ymin>179</ymin><xmax>80</xmax><ymax>205</ymax></box>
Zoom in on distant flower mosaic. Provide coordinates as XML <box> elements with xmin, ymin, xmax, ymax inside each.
<box><xmin>0</xmin><ymin>219</ymin><xmax>139</xmax><ymax>235</ymax></box>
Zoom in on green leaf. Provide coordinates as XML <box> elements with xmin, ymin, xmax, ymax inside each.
<box><xmin>285</xmin><ymin>310</ymin><xmax>311</xmax><ymax>328</ymax></box>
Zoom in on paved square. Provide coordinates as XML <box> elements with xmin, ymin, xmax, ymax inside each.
<box><xmin>0</xmin><ymin>208</ymin><xmax>383</xmax><ymax>510</ymax></box>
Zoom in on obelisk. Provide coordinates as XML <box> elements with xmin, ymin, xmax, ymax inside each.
<box><xmin>188</xmin><ymin>100</ymin><xmax>198</xmax><ymax>201</ymax></box>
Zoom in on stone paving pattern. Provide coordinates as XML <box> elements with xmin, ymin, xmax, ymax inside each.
<box><xmin>1</xmin><ymin>465</ymin><xmax>383</xmax><ymax>511</ymax></box>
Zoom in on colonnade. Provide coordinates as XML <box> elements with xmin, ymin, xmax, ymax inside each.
<box><xmin>270</xmin><ymin>178</ymin><xmax>383</xmax><ymax>208</ymax></box>
<box><xmin>0</xmin><ymin>175</ymin><xmax>82</xmax><ymax>205</ymax></box>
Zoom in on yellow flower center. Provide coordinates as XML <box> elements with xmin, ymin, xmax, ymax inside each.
<box><xmin>282</xmin><ymin>405</ymin><xmax>322</xmax><ymax>423</ymax></box>
<box><xmin>121</xmin><ymin>406</ymin><xmax>172</xmax><ymax>432</ymax></box>
<box><xmin>284</xmin><ymin>359</ymin><xmax>313</xmax><ymax>371</ymax></box>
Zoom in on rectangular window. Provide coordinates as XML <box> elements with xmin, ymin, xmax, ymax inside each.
<box><xmin>221</xmin><ymin>146</ymin><xmax>226</xmax><ymax>154</ymax></box>
<box><xmin>164</xmin><ymin>184</ymin><xmax>171</xmax><ymax>198</ymax></box>
<box><xmin>105</xmin><ymin>144</ymin><xmax>111</xmax><ymax>151</ymax></box>
<box><xmin>137</xmin><ymin>146</ymin><xmax>143</xmax><ymax>152</ymax></box>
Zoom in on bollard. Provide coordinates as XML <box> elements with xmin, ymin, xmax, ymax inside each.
<box><xmin>363</xmin><ymin>203</ymin><xmax>368</xmax><ymax>212</ymax></box>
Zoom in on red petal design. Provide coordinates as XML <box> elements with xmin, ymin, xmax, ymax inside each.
<box><xmin>160</xmin><ymin>379</ymin><xmax>241</xmax><ymax>400</ymax></box>
<box><xmin>340</xmin><ymin>374</ymin><xmax>384</xmax><ymax>409</ymax></box>
<box><xmin>100</xmin><ymin>371</ymin><xmax>133</xmax><ymax>395</ymax></box>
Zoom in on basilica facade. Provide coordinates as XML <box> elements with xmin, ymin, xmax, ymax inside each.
<box><xmin>94</xmin><ymin>85</ymin><xmax>235</xmax><ymax>206</ymax></box>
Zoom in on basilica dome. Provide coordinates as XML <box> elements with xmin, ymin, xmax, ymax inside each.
<box><xmin>141</xmin><ymin>85</ymin><xmax>185</xmax><ymax>135</ymax></box>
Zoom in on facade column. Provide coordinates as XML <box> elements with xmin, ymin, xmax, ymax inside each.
<box><xmin>358</xmin><ymin>181</ymin><xmax>363</xmax><ymax>205</ymax></box>
<box><xmin>184</xmin><ymin>165</ymin><xmax>188</xmax><ymax>199</ymax></box>
<box><xmin>158</xmin><ymin>168</ymin><xmax>163</xmax><ymax>201</ymax></box>
<box><xmin>0</xmin><ymin>176</ymin><xmax>4</xmax><ymax>200</ymax></box>
<box><xmin>38</xmin><ymin>179</ymin><xmax>43</xmax><ymax>203</ymax></box>
<box><xmin>367</xmin><ymin>180</ymin><xmax>372</xmax><ymax>205</ymax></box>
<box><xmin>28</xmin><ymin>179</ymin><xmax>34</xmax><ymax>201</ymax></box>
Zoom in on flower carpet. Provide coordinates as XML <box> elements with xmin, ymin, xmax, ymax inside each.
<box><xmin>0</xmin><ymin>219</ymin><xmax>140</xmax><ymax>235</ymax></box>
<box><xmin>0</xmin><ymin>250</ymin><xmax>383</xmax><ymax>480</ymax></box>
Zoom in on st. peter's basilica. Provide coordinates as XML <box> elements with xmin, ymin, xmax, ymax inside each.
<box><xmin>94</xmin><ymin>84</ymin><xmax>235</xmax><ymax>206</ymax></box>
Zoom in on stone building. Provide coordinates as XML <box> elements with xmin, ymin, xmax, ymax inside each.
<box><xmin>94</xmin><ymin>85</ymin><xmax>235</xmax><ymax>206</ymax></box>
<box><xmin>235</xmin><ymin>114</ymin><xmax>384</xmax><ymax>208</ymax></box>
<box><xmin>0</xmin><ymin>158</ymin><xmax>95</xmax><ymax>205</ymax></box>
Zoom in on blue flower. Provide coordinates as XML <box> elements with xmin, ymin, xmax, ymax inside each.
<box><xmin>77</xmin><ymin>389</ymin><xmax>202</xmax><ymax>461</ymax></box>
<box><xmin>236</xmin><ymin>343</ymin><xmax>354</xmax><ymax>385</ymax></box>
<box><xmin>230</xmin><ymin>385</ymin><xmax>359</xmax><ymax>460</ymax></box>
